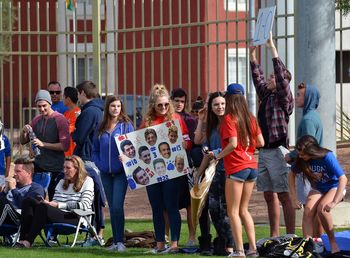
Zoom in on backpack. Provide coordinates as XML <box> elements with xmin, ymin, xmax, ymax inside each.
<box><xmin>258</xmin><ymin>236</ymin><xmax>322</xmax><ymax>258</ymax></box>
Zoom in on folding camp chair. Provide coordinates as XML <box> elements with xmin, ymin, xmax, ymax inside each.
<box><xmin>42</xmin><ymin>209</ymin><xmax>103</xmax><ymax>248</ymax></box>
<box><xmin>0</xmin><ymin>206</ymin><xmax>21</xmax><ymax>246</ymax></box>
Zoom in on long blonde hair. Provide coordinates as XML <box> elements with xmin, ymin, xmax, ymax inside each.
<box><xmin>63</xmin><ymin>155</ymin><xmax>88</xmax><ymax>192</ymax></box>
<box><xmin>144</xmin><ymin>84</ymin><xmax>175</xmax><ymax>127</ymax></box>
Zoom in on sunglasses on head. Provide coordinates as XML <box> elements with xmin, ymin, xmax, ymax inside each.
<box><xmin>49</xmin><ymin>91</ymin><xmax>61</xmax><ymax>95</ymax></box>
<box><xmin>157</xmin><ymin>103</ymin><xmax>170</xmax><ymax>109</ymax></box>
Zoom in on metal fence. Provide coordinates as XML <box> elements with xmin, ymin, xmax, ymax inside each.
<box><xmin>0</xmin><ymin>0</ymin><xmax>349</xmax><ymax>153</ymax></box>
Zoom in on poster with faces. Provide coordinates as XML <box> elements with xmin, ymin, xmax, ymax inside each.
<box><xmin>115</xmin><ymin>119</ymin><xmax>190</xmax><ymax>190</ymax></box>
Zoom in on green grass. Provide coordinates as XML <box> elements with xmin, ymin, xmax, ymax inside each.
<box><xmin>0</xmin><ymin>220</ymin><xmax>347</xmax><ymax>258</ymax></box>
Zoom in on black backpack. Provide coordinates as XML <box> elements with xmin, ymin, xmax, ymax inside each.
<box><xmin>258</xmin><ymin>236</ymin><xmax>322</xmax><ymax>258</ymax></box>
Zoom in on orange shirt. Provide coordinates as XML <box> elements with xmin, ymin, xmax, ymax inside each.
<box><xmin>64</xmin><ymin>107</ymin><xmax>81</xmax><ymax>156</ymax></box>
<box><xmin>220</xmin><ymin>114</ymin><xmax>261</xmax><ymax>175</ymax></box>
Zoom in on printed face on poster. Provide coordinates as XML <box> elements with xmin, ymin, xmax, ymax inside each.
<box><xmin>115</xmin><ymin>120</ymin><xmax>190</xmax><ymax>190</ymax></box>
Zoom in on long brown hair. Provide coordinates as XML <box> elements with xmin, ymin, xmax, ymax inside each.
<box><xmin>295</xmin><ymin>135</ymin><xmax>330</xmax><ymax>182</ymax></box>
<box><xmin>63</xmin><ymin>155</ymin><xmax>88</xmax><ymax>192</ymax></box>
<box><xmin>206</xmin><ymin>92</ymin><xmax>225</xmax><ymax>140</ymax></box>
<box><xmin>98</xmin><ymin>95</ymin><xmax>132</xmax><ymax>136</ymax></box>
<box><xmin>224</xmin><ymin>94</ymin><xmax>257</xmax><ymax>147</ymax></box>
<box><xmin>144</xmin><ymin>84</ymin><xmax>175</xmax><ymax>127</ymax></box>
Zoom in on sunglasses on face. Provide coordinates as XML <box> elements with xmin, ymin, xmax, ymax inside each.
<box><xmin>157</xmin><ymin>103</ymin><xmax>170</xmax><ymax>109</ymax></box>
<box><xmin>49</xmin><ymin>91</ymin><xmax>61</xmax><ymax>95</ymax></box>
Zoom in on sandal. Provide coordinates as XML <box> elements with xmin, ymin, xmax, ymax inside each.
<box><xmin>246</xmin><ymin>250</ymin><xmax>259</xmax><ymax>257</ymax></box>
<box><xmin>228</xmin><ymin>250</ymin><xmax>246</xmax><ymax>257</ymax></box>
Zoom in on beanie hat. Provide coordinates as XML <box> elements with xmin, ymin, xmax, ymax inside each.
<box><xmin>35</xmin><ymin>90</ymin><xmax>52</xmax><ymax>105</ymax></box>
<box><xmin>226</xmin><ymin>83</ymin><xmax>245</xmax><ymax>96</ymax></box>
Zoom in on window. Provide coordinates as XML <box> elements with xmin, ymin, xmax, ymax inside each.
<box><xmin>226</xmin><ymin>48</ymin><xmax>247</xmax><ymax>86</ymax></box>
<box><xmin>225</xmin><ymin>0</ymin><xmax>247</xmax><ymax>11</ymax></box>
<box><xmin>73</xmin><ymin>57</ymin><xmax>105</xmax><ymax>87</ymax></box>
<box><xmin>336</xmin><ymin>50</ymin><xmax>350</xmax><ymax>83</ymax></box>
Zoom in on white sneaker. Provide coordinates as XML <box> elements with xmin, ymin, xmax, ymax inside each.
<box><xmin>107</xmin><ymin>242</ymin><xmax>126</xmax><ymax>252</ymax></box>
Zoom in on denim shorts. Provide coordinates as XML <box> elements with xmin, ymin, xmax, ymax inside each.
<box><xmin>227</xmin><ymin>168</ymin><xmax>258</xmax><ymax>182</ymax></box>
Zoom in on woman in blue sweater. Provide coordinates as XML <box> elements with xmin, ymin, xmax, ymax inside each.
<box><xmin>92</xmin><ymin>95</ymin><xmax>134</xmax><ymax>252</ymax></box>
<box><xmin>289</xmin><ymin>135</ymin><xmax>348</xmax><ymax>254</ymax></box>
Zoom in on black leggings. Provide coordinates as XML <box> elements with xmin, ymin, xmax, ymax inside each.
<box><xmin>20</xmin><ymin>197</ymin><xmax>79</xmax><ymax>244</ymax></box>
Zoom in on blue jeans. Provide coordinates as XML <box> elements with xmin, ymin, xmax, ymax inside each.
<box><xmin>100</xmin><ymin>172</ymin><xmax>128</xmax><ymax>243</ymax></box>
<box><xmin>146</xmin><ymin>178</ymin><xmax>181</xmax><ymax>242</ymax></box>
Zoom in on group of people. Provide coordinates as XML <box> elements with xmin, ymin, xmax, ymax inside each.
<box><xmin>0</xmin><ymin>33</ymin><xmax>347</xmax><ymax>256</ymax></box>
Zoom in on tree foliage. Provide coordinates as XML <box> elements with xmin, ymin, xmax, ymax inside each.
<box><xmin>0</xmin><ymin>1</ymin><xmax>16</xmax><ymax>63</ymax></box>
<box><xmin>336</xmin><ymin>0</ymin><xmax>350</xmax><ymax>15</ymax></box>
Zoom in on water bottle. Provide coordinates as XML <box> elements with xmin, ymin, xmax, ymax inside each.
<box><xmin>28</xmin><ymin>128</ymin><xmax>41</xmax><ymax>156</ymax></box>
<box><xmin>283</xmin><ymin>249</ymin><xmax>299</xmax><ymax>258</ymax></box>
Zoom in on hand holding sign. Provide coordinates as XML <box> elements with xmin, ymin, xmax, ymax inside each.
<box><xmin>252</xmin><ymin>6</ymin><xmax>276</xmax><ymax>46</ymax></box>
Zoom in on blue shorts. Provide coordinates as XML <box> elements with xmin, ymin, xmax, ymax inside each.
<box><xmin>227</xmin><ymin>168</ymin><xmax>258</xmax><ymax>182</ymax></box>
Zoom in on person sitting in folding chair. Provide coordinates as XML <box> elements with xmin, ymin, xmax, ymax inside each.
<box><xmin>0</xmin><ymin>158</ymin><xmax>44</xmax><ymax>244</ymax></box>
<box><xmin>15</xmin><ymin>155</ymin><xmax>94</xmax><ymax>248</ymax></box>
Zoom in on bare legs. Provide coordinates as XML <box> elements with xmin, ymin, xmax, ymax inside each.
<box><xmin>264</xmin><ymin>191</ymin><xmax>295</xmax><ymax>237</ymax></box>
<box><xmin>226</xmin><ymin>178</ymin><xmax>256</xmax><ymax>255</ymax></box>
<box><xmin>303</xmin><ymin>189</ymin><xmax>339</xmax><ymax>253</ymax></box>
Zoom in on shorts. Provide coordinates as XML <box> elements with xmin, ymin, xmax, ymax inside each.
<box><xmin>227</xmin><ymin>168</ymin><xmax>258</xmax><ymax>182</ymax></box>
<box><xmin>256</xmin><ymin>147</ymin><xmax>289</xmax><ymax>193</ymax></box>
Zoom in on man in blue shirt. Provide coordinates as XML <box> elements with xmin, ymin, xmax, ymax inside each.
<box><xmin>0</xmin><ymin>157</ymin><xmax>45</xmax><ymax>226</ymax></box>
<box><xmin>48</xmin><ymin>81</ymin><xmax>68</xmax><ymax>114</ymax></box>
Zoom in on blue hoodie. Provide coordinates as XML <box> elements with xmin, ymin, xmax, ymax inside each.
<box><xmin>290</xmin><ymin>84</ymin><xmax>323</xmax><ymax>159</ymax></box>
<box><xmin>92</xmin><ymin>121</ymin><xmax>134</xmax><ymax>174</ymax></box>
<box><xmin>298</xmin><ymin>84</ymin><xmax>323</xmax><ymax>145</ymax></box>
<box><xmin>73</xmin><ymin>98</ymin><xmax>104</xmax><ymax>161</ymax></box>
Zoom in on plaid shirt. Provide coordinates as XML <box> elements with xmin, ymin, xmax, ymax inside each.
<box><xmin>250</xmin><ymin>57</ymin><xmax>294</xmax><ymax>147</ymax></box>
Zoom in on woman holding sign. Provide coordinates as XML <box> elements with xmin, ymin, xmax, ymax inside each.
<box><xmin>92</xmin><ymin>95</ymin><xmax>134</xmax><ymax>252</ymax></box>
<box><xmin>140</xmin><ymin>84</ymin><xmax>191</xmax><ymax>254</ymax></box>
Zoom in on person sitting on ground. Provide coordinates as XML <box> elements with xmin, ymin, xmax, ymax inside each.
<box><xmin>289</xmin><ymin>135</ymin><xmax>347</xmax><ymax>254</ymax></box>
<box><xmin>16</xmin><ymin>155</ymin><xmax>94</xmax><ymax>248</ymax></box>
<box><xmin>0</xmin><ymin>158</ymin><xmax>44</xmax><ymax>227</ymax></box>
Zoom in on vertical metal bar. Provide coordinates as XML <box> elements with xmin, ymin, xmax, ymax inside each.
<box><xmin>225</xmin><ymin>0</ymin><xmax>229</xmax><ymax>86</ymax></box>
<box><xmin>114</xmin><ymin>0</ymin><xmax>118</xmax><ymax>95</ymax></box>
<box><xmin>73</xmin><ymin>0</ymin><xmax>77</xmax><ymax>88</ymax></box>
<box><xmin>160</xmin><ymin>0</ymin><xmax>164</xmax><ymax>83</ymax></box>
<box><xmin>216</xmin><ymin>0</ymin><xmax>219</xmax><ymax>90</ymax></box>
<box><xmin>206</xmin><ymin>0</ymin><xmax>209</xmax><ymax>92</ymax></box>
<box><xmin>132</xmin><ymin>0</ymin><xmax>136</xmax><ymax>126</ymax></box>
<box><xmin>27</xmin><ymin>1</ymin><xmax>32</xmax><ymax>121</ymax></box>
<box><xmin>151</xmin><ymin>0</ymin><xmax>154</xmax><ymax>85</ymax></box>
<box><xmin>63</xmin><ymin>2</ymin><xmax>69</xmax><ymax>86</ymax></box>
<box><xmin>9</xmin><ymin>1</ymin><xmax>13</xmax><ymax>144</ymax></box>
<box><xmin>197</xmin><ymin>0</ymin><xmax>201</xmax><ymax>100</ymax></box>
<box><xmin>36</xmin><ymin>1</ymin><xmax>41</xmax><ymax>89</ymax></box>
<box><xmin>235</xmin><ymin>0</ymin><xmax>238</xmax><ymax>84</ymax></box>
<box><xmin>178</xmin><ymin>0</ymin><xmax>182</xmax><ymax>87</ymax></box>
<box><xmin>18</xmin><ymin>1</ymin><xmax>23</xmax><ymax>149</ymax></box>
<box><xmin>142</xmin><ymin>0</ymin><xmax>146</xmax><ymax>116</ymax></box>
<box><xmin>103</xmin><ymin>1</ymin><xmax>108</xmax><ymax>93</ymax></box>
<box><xmin>92</xmin><ymin>0</ymin><xmax>101</xmax><ymax>93</ymax></box>
<box><xmin>84</xmin><ymin>2</ymin><xmax>88</xmax><ymax>84</ymax></box>
<box><xmin>169</xmin><ymin>0</ymin><xmax>173</xmax><ymax>91</ymax></box>
<box><xmin>122</xmin><ymin>0</ymin><xmax>127</xmax><ymax>99</ymax></box>
<box><xmin>339</xmin><ymin>8</ymin><xmax>343</xmax><ymax>139</ymax></box>
<box><xmin>46</xmin><ymin>2</ymin><xmax>50</xmax><ymax>86</ymax></box>
<box><xmin>0</xmin><ymin>1</ymin><xmax>3</xmax><ymax>122</ymax></box>
<box><xmin>187</xmin><ymin>0</ymin><xmax>191</xmax><ymax>102</ymax></box>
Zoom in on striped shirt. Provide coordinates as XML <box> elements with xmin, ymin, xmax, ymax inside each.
<box><xmin>53</xmin><ymin>176</ymin><xmax>94</xmax><ymax>211</ymax></box>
